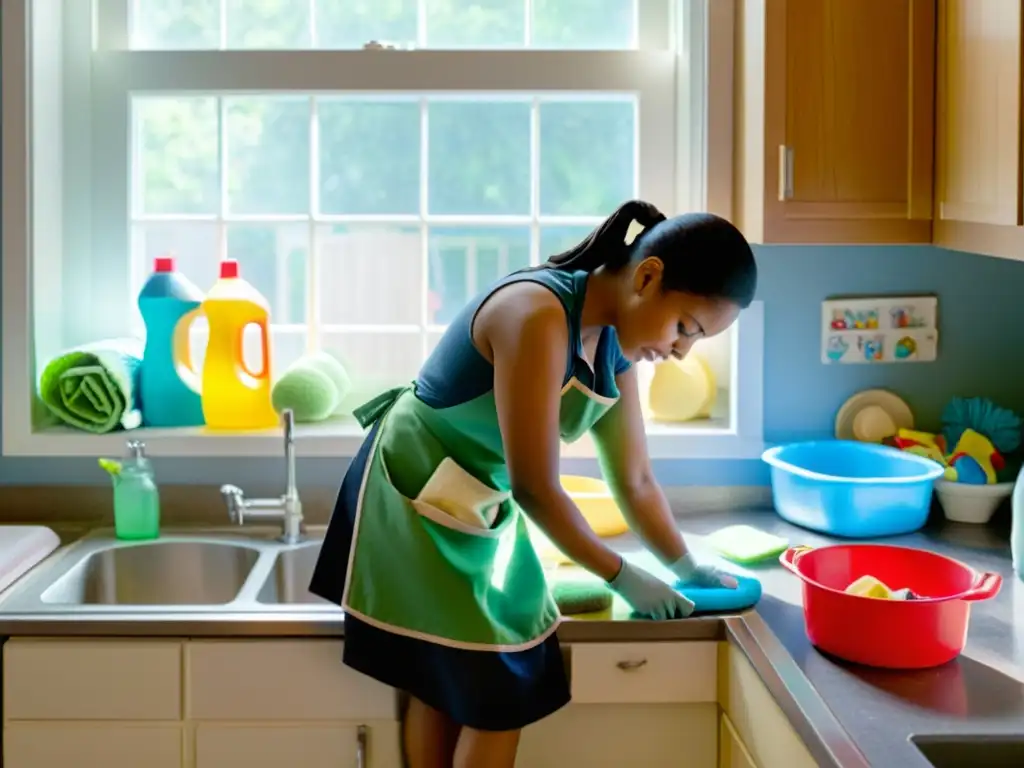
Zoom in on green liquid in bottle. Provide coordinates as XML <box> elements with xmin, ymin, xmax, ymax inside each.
<box><xmin>112</xmin><ymin>464</ymin><xmax>161</xmax><ymax>541</ymax></box>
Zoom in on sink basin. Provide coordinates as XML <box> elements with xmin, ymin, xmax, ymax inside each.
<box><xmin>41</xmin><ymin>541</ymin><xmax>261</xmax><ymax>606</ymax></box>
<box><xmin>911</xmin><ymin>735</ymin><xmax>1024</xmax><ymax>767</ymax></box>
<box><xmin>257</xmin><ymin>544</ymin><xmax>333</xmax><ymax>606</ymax></box>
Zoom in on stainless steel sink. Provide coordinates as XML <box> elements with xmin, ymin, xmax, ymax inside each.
<box><xmin>911</xmin><ymin>735</ymin><xmax>1024</xmax><ymax>767</ymax></box>
<box><xmin>256</xmin><ymin>544</ymin><xmax>332</xmax><ymax>606</ymax></box>
<box><xmin>41</xmin><ymin>541</ymin><xmax>261</xmax><ymax>606</ymax></box>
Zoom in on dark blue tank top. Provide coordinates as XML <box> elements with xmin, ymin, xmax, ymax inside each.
<box><xmin>416</xmin><ymin>269</ymin><xmax>632</xmax><ymax>409</ymax></box>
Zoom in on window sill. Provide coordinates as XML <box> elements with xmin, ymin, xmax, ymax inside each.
<box><xmin>9</xmin><ymin>416</ymin><xmax>764</xmax><ymax>461</ymax></box>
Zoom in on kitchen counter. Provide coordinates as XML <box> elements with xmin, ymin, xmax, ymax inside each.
<box><xmin>720</xmin><ymin>512</ymin><xmax>1024</xmax><ymax>768</ymax></box>
<box><xmin>0</xmin><ymin>509</ymin><xmax>1021</xmax><ymax>768</ymax></box>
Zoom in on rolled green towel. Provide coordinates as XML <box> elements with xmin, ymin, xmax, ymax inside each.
<box><xmin>551</xmin><ymin>579</ymin><xmax>614</xmax><ymax>615</ymax></box>
<box><xmin>39</xmin><ymin>339</ymin><xmax>143</xmax><ymax>433</ymax></box>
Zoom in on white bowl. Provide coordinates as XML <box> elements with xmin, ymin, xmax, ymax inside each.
<box><xmin>934</xmin><ymin>479</ymin><xmax>1013</xmax><ymax>524</ymax></box>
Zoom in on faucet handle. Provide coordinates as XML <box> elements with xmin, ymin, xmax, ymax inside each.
<box><xmin>282</xmin><ymin>408</ymin><xmax>295</xmax><ymax>436</ymax></box>
<box><xmin>220</xmin><ymin>484</ymin><xmax>245</xmax><ymax>525</ymax></box>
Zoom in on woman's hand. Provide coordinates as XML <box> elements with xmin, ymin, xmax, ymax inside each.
<box><xmin>608</xmin><ymin>560</ymin><xmax>695</xmax><ymax>620</ymax></box>
<box><xmin>670</xmin><ymin>553</ymin><xmax>739</xmax><ymax>589</ymax></box>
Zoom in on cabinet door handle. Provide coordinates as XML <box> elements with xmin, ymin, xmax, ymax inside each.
<box><xmin>616</xmin><ymin>659</ymin><xmax>648</xmax><ymax>671</ymax></box>
<box><xmin>778</xmin><ymin>145</ymin><xmax>794</xmax><ymax>201</ymax></box>
<box><xmin>356</xmin><ymin>724</ymin><xmax>367</xmax><ymax>768</ymax></box>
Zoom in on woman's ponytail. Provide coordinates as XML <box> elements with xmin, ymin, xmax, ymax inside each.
<box><xmin>544</xmin><ymin>200</ymin><xmax>667</xmax><ymax>273</ymax></box>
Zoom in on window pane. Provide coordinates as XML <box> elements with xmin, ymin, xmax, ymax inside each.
<box><xmin>316</xmin><ymin>0</ymin><xmax>417</xmax><ymax>49</ymax></box>
<box><xmin>428</xmin><ymin>100</ymin><xmax>531</xmax><ymax>215</ymax></box>
<box><xmin>531</xmin><ymin>0</ymin><xmax>637</xmax><ymax>49</ymax></box>
<box><xmin>226</xmin><ymin>223</ymin><xmax>308</xmax><ymax>324</ymax></box>
<box><xmin>322</xmin><ymin>332</ymin><xmax>422</xmax><ymax>394</ymax></box>
<box><xmin>131</xmin><ymin>0</ymin><xmax>220</xmax><ymax>49</ymax></box>
<box><xmin>539</xmin><ymin>225</ymin><xmax>596</xmax><ymax>262</ymax></box>
<box><xmin>135</xmin><ymin>98</ymin><xmax>219</xmax><ymax>216</ymax></box>
<box><xmin>130</xmin><ymin>0</ymin><xmax>639</xmax><ymax>49</ymax></box>
<box><xmin>539</xmin><ymin>99</ymin><xmax>636</xmax><ymax>216</ymax></box>
<box><xmin>319</xmin><ymin>99</ymin><xmax>421</xmax><ymax>215</ymax></box>
<box><xmin>133</xmin><ymin>221</ymin><xmax>219</xmax><ymax>290</ymax></box>
<box><xmin>226</xmin><ymin>97</ymin><xmax>311</xmax><ymax>215</ymax></box>
<box><xmin>318</xmin><ymin>225</ymin><xmax>422</xmax><ymax>326</ymax></box>
<box><xmin>226</xmin><ymin>0</ymin><xmax>311</xmax><ymax>49</ymax></box>
<box><xmin>131</xmin><ymin>222</ymin><xmax>219</xmax><ymax>334</ymax></box>
<box><xmin>428</xmin><ymin>227</ymin><xmax>530</xmax><ymax>325</ymax></box>
<box><xmin>425</xmin><ymin>0</ymin><xmax>526</xmax><ymax>48</ymax></box>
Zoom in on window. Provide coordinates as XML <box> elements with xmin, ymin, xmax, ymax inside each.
<box><xmin>2</xmin><ymin>0</ymin><xmax>763</xmax><ymax>459</ymax></box>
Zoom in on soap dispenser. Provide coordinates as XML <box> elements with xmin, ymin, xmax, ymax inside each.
<box><xmin>1012</xmin><ymin>463</ymin><xmax>1024</xmax><ymax>581</ymax></box>
<box><xmin>100</xmin><ymin>440</ymin><xmax>161</xmax><ymax>541</ymax></box>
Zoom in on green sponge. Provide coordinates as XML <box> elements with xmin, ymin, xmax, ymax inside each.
<box><xmin>271</xmin><ymin>352</ymin><xmax>353</xmax><ymax>423</ymax></box>
<box><xmin>551</xmin><ymin>580</ymin><xmax>614</xmax><ymax>615</ymax></box>
<box><xmin>304</xmin><ymin>351</ymin><xmax>352</xmax><ymax>415</ymax></box>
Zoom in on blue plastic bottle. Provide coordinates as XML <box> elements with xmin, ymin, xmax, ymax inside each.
<box><xmin>1013</xmin><ymin>464</ymin><xmax>1024</xmax><ymax>582</ymax></box>
<box><xmin>138</xmin><ymin>255</ymin><xmax>205</xmax><ymax>427</ymax></box>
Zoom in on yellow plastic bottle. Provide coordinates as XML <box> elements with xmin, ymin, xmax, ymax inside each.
<box><xmin>201</xmin><ymin>260</ymin><xmax>278</xmax><ymax>430</ymax></box>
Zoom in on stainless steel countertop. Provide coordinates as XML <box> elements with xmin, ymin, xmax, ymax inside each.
<box><xmin>0</xmin><ymin>510</ymin><xmax>1021</xmax><ymax>768</ymax></box>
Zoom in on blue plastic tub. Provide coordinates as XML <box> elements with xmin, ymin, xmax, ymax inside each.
<box><xmin>762</xmin><ymin>441</ymin><xmax>946</xmax><ymax>538</ymax></box>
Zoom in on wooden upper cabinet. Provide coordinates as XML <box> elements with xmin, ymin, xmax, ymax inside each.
<box><xmin>733</xmin><ymin>0</ymin><xmax>936</xmax><ymax>244</ymax></box>
<box><xmin>934</xmin><ymin>0</ymin><xmax>1022</xmax><ymax>236</ymax></box>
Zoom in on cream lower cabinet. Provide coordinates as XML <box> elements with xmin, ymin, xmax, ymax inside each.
<box><xmin>517</xmin><ymin>641</ymin><xmax>719</xmax><ymax>768</ymax></box>
<box><xmin>3</xmin><ymin>636</ymin><xmax>814</xmax><ymax>768</ymax></box>
<box><xmin>720</xmin><ymin>713</ymin><xmax>758</xmax><ymax>768</ymax></box>
<box><xmin>2</xmin><ymin>638</ymin><xmax>400</xmax><ymax>768</ymax></box>
<box><xmin>718</xmin><ymin>641</ymin><xmax>818</xmax><ymax>768</ymax></box>
<box><xmin>195</xmin><ymin>723</ymin><xmax>401</xmax><ymax>768</ymax></box>
<box><xmin>5</xmin><ymin>723</ymin><xmax>184</xmax><ymax>768</ymax></box>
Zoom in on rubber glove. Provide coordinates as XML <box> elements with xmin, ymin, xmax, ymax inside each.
<box><xmin>670</xmin><ymin>552</ymin><xmax>739</xmax><ymax>589</ymax></box>
<box><xmin>608</xmin><ymin>560</ymin><xmax>695</xmax><ymax>620</ymax></box>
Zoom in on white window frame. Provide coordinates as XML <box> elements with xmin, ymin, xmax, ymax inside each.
<box><xmin>2</xmin><ymin>0</ymin><xmax>761</xmax><ymax>460</ymax></box>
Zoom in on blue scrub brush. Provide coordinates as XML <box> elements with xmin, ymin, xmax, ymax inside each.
<box><xmin>941</xmin><ymin>397</ymin><xmax>1023</xmax><ymax>454</ymax></box>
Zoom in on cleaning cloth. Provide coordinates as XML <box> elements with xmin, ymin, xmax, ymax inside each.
<box><xmin>676</xmin><ymin>574</ymin><xmax>762</xmax><ymax>614</ymax></box>
<box><xmin>705</xmin><ymin>524</ymin><xmax>789</xmax><ymax>565</ymax></box>
<box><xmin>39</xmin><ymin>338</ymin><xmax>143</xmax><ymax>433</ymax></box>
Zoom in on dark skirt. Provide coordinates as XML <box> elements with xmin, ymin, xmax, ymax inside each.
<box><xmin>309</xmin><ymin>423</ymin><xmax>570</xmax><ymax>732</ymax></box>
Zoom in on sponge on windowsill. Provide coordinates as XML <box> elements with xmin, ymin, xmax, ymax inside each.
<box><xmin>271</xmin><ymin>351</ymin><xmax>353</xmax><ymax>423</ymax></box>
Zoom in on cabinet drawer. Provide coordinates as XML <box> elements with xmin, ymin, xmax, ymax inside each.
<box><xmin>570</xmin><ymin>642</ymin><xmax>716</xmax><ymax>704</ymax></box>
<box><xmin>3</xmin><ymin>639</ymin><xmax>181</xmax><ymax>720</ymax></box>
<box><xmin>4</xmin><ymin>723</ymin><xmax>182</xmax><ymax>768</ymax></box>
<box><xmin>195</xmin><ymin>722</ymin><xmax>401</xmax><ymax>768</ymax></box>
<box><xmin>185</xmin><ymin>640</ymin><xmax>396</xmax><ymax>721</ymax></box>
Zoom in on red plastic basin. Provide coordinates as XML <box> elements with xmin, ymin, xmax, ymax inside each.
<box><xmin>780</xmin><ymin>544</ymin><xmax>1002</xmax><ymax>669</ymax></box>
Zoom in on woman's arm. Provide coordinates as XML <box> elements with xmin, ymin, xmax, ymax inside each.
<box><xmin>475</xmin><ymin>283</ymin><xmax>623</xmax><ymax>582</ymax></box>
<box><xmin>592</xmin><ymin>368</ymin><xmax>737</xmax><ymax>588</ymax></box>
<box><xmin>590</xmin><ymin>368</ymin><xmax>688</xmax><ymax>564</ymax></box>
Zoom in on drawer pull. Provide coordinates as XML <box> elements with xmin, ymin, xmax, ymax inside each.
<box><xmin>356</xmin><ymin>725</ymin><xmax>367</xmax><ymax>768</ymax></box>
<box><xmin>616</xmin><ymin>659</ymin><xmax>648</xmax><ymax>671</ymax></box>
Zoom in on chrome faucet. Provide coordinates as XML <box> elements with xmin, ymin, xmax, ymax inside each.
<box><xmin>220</xmin><ymin>409</ymin><xmax>304</xmax><ymax>544</ymax></box>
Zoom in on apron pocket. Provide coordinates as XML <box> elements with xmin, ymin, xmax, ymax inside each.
<box><xmin>415</xmin><ymin>456</ymin><xmax>509</xmax><ymax>532</ymax></box>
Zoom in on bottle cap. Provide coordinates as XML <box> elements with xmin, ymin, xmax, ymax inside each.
<box><xmin>154</xmin><ymin>256</ymin><xmax>175</xmax><ymax>273</ymax></box>
<box><xmin>219</xmin><ymin>260</ymin><xmax>240</xmax><ymax>279</ymax></box>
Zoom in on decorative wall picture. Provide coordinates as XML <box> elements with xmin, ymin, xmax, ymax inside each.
<box><xmin>821</xmin><ymin>296</ymin><xmax>938</xmax><ymax>365</ymax></box>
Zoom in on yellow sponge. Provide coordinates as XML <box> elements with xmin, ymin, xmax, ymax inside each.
<box><xmin>845</xmin><ymin>575</ymin><xmax>893</xmax><ymax>599</ymax></box>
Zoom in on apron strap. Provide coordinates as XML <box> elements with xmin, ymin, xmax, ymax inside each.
<box><xmin>353</xmin><ymin>385</ymin><xmax>410</xmax><ymax>429</ymax></box>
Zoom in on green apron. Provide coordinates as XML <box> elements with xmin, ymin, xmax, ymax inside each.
<box><xmin>341</xmin><ymin>376</ymin><xmax>617</xmax><ymax>652</ymax></box>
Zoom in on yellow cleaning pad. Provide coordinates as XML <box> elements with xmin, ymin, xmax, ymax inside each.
<box><xmin>845</xmin><ymin>575</ymin><xmax>893</xmax><ymax>599</ymax></box>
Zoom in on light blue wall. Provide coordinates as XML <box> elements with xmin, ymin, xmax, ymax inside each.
<box><xmin>3</xmin><ymin>243</ymin><xmax>1024</xmax><ymax>490</ymax></box>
